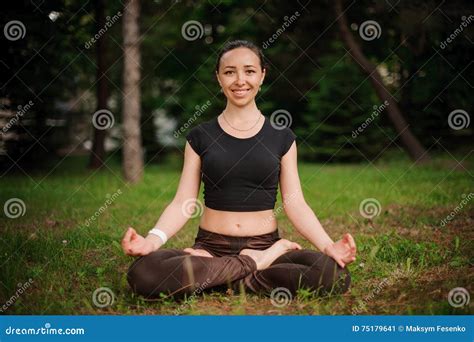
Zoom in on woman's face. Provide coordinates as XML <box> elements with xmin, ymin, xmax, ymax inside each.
<box><xmin>216</xmin><ymin>47</ymin><xmax>266</xmax><ymax>107</ymax></box>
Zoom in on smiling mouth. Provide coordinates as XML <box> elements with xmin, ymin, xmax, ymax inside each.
<box><xmin>231</xmin><ymin>88</ymin><xmax>250</xmax><ymax>95</ymax></box>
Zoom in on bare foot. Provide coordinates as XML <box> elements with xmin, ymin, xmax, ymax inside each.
<box><xmin>183</xmin><ymin>248</ymin><xmax>213</xmax><ymax>258</ymax></box>
<box><xmin>240</xmin><ymin>239</ymin><xmax>302</xmax><ymax>270</ymax></box>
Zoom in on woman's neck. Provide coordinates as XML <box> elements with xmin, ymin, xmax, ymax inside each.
<box><xmin>222</xmin><ymin>101</ymin><xmax>261</xmax><ymax>123</ymax></box>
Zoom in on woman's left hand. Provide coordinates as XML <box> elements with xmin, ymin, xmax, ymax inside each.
<box><xmin>323</xmin><ymin>233</ymin><xmax>357</xmax><ymax>268</ymax></box>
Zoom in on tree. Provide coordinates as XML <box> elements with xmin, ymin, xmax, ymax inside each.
<box><xmin>89</xmin><ymin>0</ymin><xmax>109</xmax><ymax>169</ymax></box>
<box><xmin>298</xmin><ymin>46</ymin><xmax>387</xmax><ymax>163</ymax></box>
<box><xmin>122</xmin><ymin>0</ymin><xmax>143</xmax><ymax>183</ymax></box>
<box><xmin>334</xmin><ymin>0</ymin><xmax>430</xmax><ymax>163</ymax></box>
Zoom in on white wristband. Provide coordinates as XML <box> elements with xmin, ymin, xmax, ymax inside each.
<box><xmin>148</xmin><ymin>228</ymin><xmax>168</xmax><ymax>245</ymax></box>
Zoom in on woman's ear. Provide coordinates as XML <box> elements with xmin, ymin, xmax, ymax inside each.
<box><xmin>215</xmin><ymin>71</ymin><xmax>221</xmax><ymax>87</ymax></box>
<box><xmin>260</xmin><ymin>68</ymin><xmax>266</xmax><ymax>85</ymax></box>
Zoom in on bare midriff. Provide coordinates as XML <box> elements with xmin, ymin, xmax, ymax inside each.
<box><xmin>199</xmin><ymin>206</ymin><xmax>277</xmax><ymax>236</ymax></box>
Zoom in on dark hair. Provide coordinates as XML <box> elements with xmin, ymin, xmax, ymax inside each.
<box><xmin>215</xmin><ymin>40</ymin><xmax>268</xmax><ymax>73</ymax></box>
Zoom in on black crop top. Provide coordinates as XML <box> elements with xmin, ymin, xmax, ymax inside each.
<box><xmin>185</xmin><ymin>115</ymin><xmax>297</xmax><ymax>212</ymax></box>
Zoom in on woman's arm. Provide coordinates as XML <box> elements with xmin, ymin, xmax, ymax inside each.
<box><xmin>283</xmin><ymin>201</ymin><xmax>334</xmax><ymax>252</ymax></box>
<box><xmin>144</xmin><ymin>199</ymin><xmax>199</xmax><ymax>250</ymax></box>
<box><xmin>122</xmin><ymin>141</ymin><xmax>202</xmax><ymax>256</ymax></box>
<box><xmin>279</xmin><ymin>142</ymin><xmax>356</xmax><ymax>267</ymax></box>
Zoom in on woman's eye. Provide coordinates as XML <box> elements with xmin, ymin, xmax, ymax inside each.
<box><xmin>224</xmin><ymin>70</ymin><xmax>255</xmax><ymax>75</ymax></box>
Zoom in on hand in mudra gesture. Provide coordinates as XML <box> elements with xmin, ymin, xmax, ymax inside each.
<box><xmin>121</xmin><ymin>227</ymin><xmax>156</xmax><ymax>256</ymax></box>
<box><xmin>324</xmin><ymin>233</ymin><xmax>357</xmax><ymax>268</ymax></box>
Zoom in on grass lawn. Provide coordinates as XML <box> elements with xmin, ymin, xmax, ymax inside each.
<box><xmin>0</xmin><ymin>150</ymin><xmax>473</xmax><ymax>315</ymax></box>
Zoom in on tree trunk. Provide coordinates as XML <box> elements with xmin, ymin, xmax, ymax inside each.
<box><xmin>334</xmin><ymin>0</ymin><xmax>430</xmax><ymax>163</ymax></box>
<box><xmin>89</xmin><ymin>0</ymin><xmax>108</xmax><ymax>169</ymax></box>
<box><xmin>122</xmin><ymin>0</ymin><xmax>143</xmax><ymax>183</ymax></box>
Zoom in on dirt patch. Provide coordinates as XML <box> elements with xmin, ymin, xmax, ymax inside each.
<box><xmin>321</xmin><ymin>203</ymin><xmax>473</xmax><ymax>243</ymax></box>
<box><xmin>354</xmin><ymin>264</ymin><xmax>474</xmax><ymax>314</ymax></box>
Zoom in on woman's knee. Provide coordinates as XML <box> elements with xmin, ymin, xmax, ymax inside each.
<box><xmin>332</xmin><ymin>266</ymin><xmax>351</xmax><ymax>294</ymax></box>
<box><xmin>126</xmin><ymin>255</ymin><xmax>165</xmax><ymax>298</ymax></box>
<box><xmin>311</xmin><ymin>255</ymin><xmax>351</xmax><ymax>295</ymax></box>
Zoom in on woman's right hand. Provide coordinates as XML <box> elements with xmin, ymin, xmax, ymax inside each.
<box><xmin>121</xmin><ymin>227</ymin><xmax>156</xmax><ymax>256</ymax></box>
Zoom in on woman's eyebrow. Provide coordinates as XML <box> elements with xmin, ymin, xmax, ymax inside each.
<box><xmin>223</xmin><ymin>65</ymin><xmax>256</xmax><ymax>68</ymax></box>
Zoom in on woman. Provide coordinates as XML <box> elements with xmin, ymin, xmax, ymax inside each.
<box><xmin>122</xmin><ymin>40</ymin><xmax>356</xmax><ymax>300</ymax></box>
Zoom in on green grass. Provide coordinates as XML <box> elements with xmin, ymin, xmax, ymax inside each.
<box><xmin>0</xmin><ymin>150</ymin><xmax>473</xmax><ymax>315</ymax></box>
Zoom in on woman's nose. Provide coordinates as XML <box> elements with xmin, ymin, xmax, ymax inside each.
<box><xmin>235</xmin><ymin>71</ymin><xmax>246</xmax><ymax>84</ymax></box>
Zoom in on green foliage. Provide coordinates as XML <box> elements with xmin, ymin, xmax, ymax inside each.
<box><xmin>298</xmin><ymin>45</ymin><xmax>390</xmax><ymax>162</ymax></box>
<box><xmin>370</xmin><ymin>233</ymin><xmax>445</xmax><ymax>266</ymax></box>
